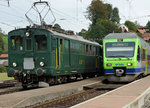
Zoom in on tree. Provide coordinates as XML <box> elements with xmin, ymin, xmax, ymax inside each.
<box><xmin>105</xmin><ymin>3</ymin><xmax>113</xmax><ymax>20</ymax></box>
<box><xmin>146</xmin><ymin>21</ymin><xmax>150</xmax><ymax>32</ymax></box>
<box><xmin>0</xmin><ymin>36</ymin><xmax>4</xmax><ymax>54</ymax></box>
<box><xmin>111</xmin><ymin>7</ymin><xmax>120</xmax><ymax>24</ymax></box>
<box><xmin>53</xmin><ymin>23</ymin><xmax>61</xmax><ymax>29</ymax></box>
<box><xmin>78</xmin><ymin>29</ymin><xmax>87</xmax><ymax>37</ymax></box>
<box><xmin>124</xmin><ymin>20</ymin><xmax>137</xmax><ymax>32</ymax></box>
<box><xmin>85</xmin><ymin>19</ymin><xmax>120</xmax><ymax>44</ymax></box>
<box><xmin>84</xmin><ymin>0</ymin><xmax>121</xmax><ymax>44</ymax></box>
<box><xmin>86</xmin><ymin>0</ymin><xmax>108</xmax><ymax>25</ymax></box>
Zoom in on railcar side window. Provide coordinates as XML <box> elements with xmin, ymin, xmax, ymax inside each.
<box><xmin>35</xmin><ymin>35</ymin><xmax>47</xmax><ymax>51</ymax></box>
<box><xmin>86</xmin><ymin>45</ymin><xmax>88</xmax><ymax>53</ymax></box>
<box><xmin>93</xmin><ymin>46</ymin><xmax>96</xmax><ymax>56</ymax></box>
<box><xmin>60</xmin><ymin>39</ymin><xmax>63</xmax><ymax>52</ymax></box>
<box><xmin>142</xmin><ymin>48</ymin><xmax>145</xmax><ymax>60</ymax></box>
<box><xmin>137</xmin><ymin>47</ymin><xmax>140</xmax><ymax>61</ymax></box>
<box><xmin>11</xmin><ymin>36</ymin><xmax>23</xmax><ymax>51</ymax></box>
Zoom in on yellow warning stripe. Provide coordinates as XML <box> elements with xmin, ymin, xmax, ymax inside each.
<box><xmin>59</xmin><ymin>46</ymin><xmax>61</xmax><ymax>69</ymax></box>
<box><xmin>56</xmin><ymin>48</ymin><xmax>58</xmax><ymax>69</ymax></box>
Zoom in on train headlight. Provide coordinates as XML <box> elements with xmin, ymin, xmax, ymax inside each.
<box><xmin>40</xmin><ymin>62</ymin><xmax>44</xmax><ymax>67</ymax></box>
<box><xmin>127</xmin><ymin>63</ymin><xmax>132</xmax><ymax>66</ymax></box>
<box><xmin>107</xmin><ymin>63</ymin><xmax>112</xmax><ymax>66</ymax></box>
<box><xmin>13</xmin><ymin>62</ymin><xmax>17</xmax><ymax>67</ymax></box>
<box><xmin>25</xmin><ymin>32</ymin><xmax>30</xmax><ymax>37</ymax></box>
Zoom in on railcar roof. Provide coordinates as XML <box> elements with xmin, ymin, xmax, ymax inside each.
<box><xmin>104</xmin><ymin>33</ymin><xmax>150</xmax><ymax>48</ymax></box>
<box><xmin>104</xmin><ymin>33</ymin><xmax>139</xmax><ymax>39</ymax></box>
<box><xmin>50</xmin><ymin>30</ymin><xmax>100</xmax><ymax>46</ymax></box>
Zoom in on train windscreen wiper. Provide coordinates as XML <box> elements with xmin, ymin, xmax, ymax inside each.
<box><xmin>107</xmin><ymin>55</ymin><xmax>130</xmax><ymax>59</ymax></box>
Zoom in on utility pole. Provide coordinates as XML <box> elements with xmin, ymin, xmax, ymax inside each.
<box><xmin>7</xmin><ymin>0</ymin><xmax>9</xmax><ymax>7</ymax></box>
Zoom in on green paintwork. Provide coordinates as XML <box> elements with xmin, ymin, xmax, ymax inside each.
<box><xmin>7</xmin><ymin>28</ymin><xmax>101</xmax><ymax>78</ymax></box>
<box><xmin>103</xmin><ymin>38</ymin><xmax>139</xmax><ymax>70</ymax></box>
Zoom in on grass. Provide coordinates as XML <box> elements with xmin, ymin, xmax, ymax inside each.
<box><xmin>0</xmin><ymin>73</ymin><xmax>14</xmax><ymax>81</ymax></box>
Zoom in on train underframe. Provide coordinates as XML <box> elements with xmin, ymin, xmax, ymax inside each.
<box><xmin>15</xmin><ymin>72</ymin><xmax>99</xmax><ymax>89</ymax></box>
<box><xmin>105</xmin><ymin>73</ymin><xmax>144</xmax><ymax>82</ymax></box>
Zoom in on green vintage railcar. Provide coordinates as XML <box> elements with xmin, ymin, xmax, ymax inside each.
<box><xmin>103</xmin><ymin>33</ymin><xmax>150</xmax><ymax>82</ymax></box>
<box><xmin>7</xmin><ymin>27</ymin><xmax>101</xmax><ymax>88</ymax></box>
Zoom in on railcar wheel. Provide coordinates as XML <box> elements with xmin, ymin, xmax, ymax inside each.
<box><xmin>22</xmin><ymin>85</ymin><xmax>28</xmax><ymax>89</ymax></box>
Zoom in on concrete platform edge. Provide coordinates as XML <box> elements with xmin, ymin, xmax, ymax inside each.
<box><xmin>13</xmin><ymin>87</ymin><xmax>83</xmax><ymax>108</ymax></box>
<box><xmin>123</xmin><ymin>86</ymin><xmax>150</xmax><ymax>108</ymax></box>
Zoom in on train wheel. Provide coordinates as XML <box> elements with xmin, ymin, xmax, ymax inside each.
<box><xmin>22</xmin><ymin>85</ymin><xmax>28</xmax><ymax>89</ymax></box>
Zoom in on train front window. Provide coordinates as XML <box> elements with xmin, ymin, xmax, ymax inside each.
<box><xmin>11</xmin><ymin>36</ymin><xmax>23</xmax><ymax>51</ymax></box>
<box><xmin>26</xmin><ymin>39</ymin><xmax>32</xmax><ymax>51</ymax></box>
<box><xmin>106</xmin><ymin>42</ymin><xmax>135</xmax><ymax>58</ymax></box>
<box><xmin>35</xmin><ymin>35</ymin><xmax>47</xmax><ymax>51</ymax></box>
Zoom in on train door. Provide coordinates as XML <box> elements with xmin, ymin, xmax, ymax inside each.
<box><xmin>56</xmin><ymin>38</ymin><xmax>59</xmax><ymax>69</ymax></box>
<box><xmin>24</xmin><ymin>38</ymin><xmax>34</xmax><ymax>70</ymax></box>
<box><xmin>142</xmin><ymin>47</ymin><xmax>147</xmax><ymax>75</ymax></box>
<box><xmin>145</xmin><ymin>48</ymin><xmax>148</xmax><ymax>75</ymax></box>
<box><xmin>64</xmin><ymin>39</ymin><xmax>70</xmax><ymax>67</ymax></box>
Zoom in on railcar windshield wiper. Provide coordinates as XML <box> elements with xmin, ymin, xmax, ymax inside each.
<box><xmin>107</xmin><ymin>55</ymin><xmax>130</xmax><ymax>59</ymax></box>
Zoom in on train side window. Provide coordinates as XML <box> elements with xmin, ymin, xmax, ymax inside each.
<box><xmin>93</xmin><ymin>46</ymin><xmax>96</xmax><ymax>56</ymax></box>
<box><xmin>137</xmin><ymin>47</ymin><xmax>140</xmax><ymax>61</ymax></box>
<box><xmin>51</xmin><ymin>36</ymin><xmax>56</xmax><ymax>51</ymax></box>
<box><xmin>11</xmin><ymin>36</ymin><xmax>23</xmax><ymax>51</ymax></box>
<box><xmin>90</xmin><ymin>45</ymin><xmax>92</xmax><ymax>55</ymax></box>
<box><xmin>86</xmin><ymin>45</ymin><xmax>88</xmax><ymax>54</ymax></box>
<box><xmin>142</xmin><ymin>48</ymin><xmax>145</xmax><ymax>60</ymax></box>
<box><xmin>60</xmin><ymin>39</ymin><xmax>63</xmax><ymax>52</ymax></box>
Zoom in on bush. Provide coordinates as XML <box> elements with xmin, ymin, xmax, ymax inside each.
<box><xmin>0</xmin><ymin>66</ymin><xmax>7</xmax><ymax>73</ymax></box>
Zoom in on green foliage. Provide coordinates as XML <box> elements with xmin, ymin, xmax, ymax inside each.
<box><xmin>0</xmin><ymin>36</ymin><xmax>4</xmax><ymax>54</ymax></box>
<box><xmin>146</xmin><ymin>21</ymin><xmax>150</xmax><ymax>32</ymax></box>
<box><xmin>84</xmin><ymin>0</ymin><xmax>121</xmax><ymax>44</ymax></box>
<box><xmin>105</xmin><ymin>3</ymin><xmax>113</xmax><ymax>20</ymax></box>
<box><xmin>54</xmin><ymin>23</ymin><xmax>61</xmax><ymax>29</ymax></box>
<box><xmin>87</xmin><ymin>0</ymin><xmax>108</xmax><ymax>25</ymax></box>
<box><xmin>124</xmin><ymin>20</ymin><xmax>137</xmax><ymax>32</ymax></box>
<box><xmin>0</xmin><ymin>66</ymin><xmax>7</xmax><ymax>73</ymax></box>
<box><xmin>85</xmin><ymin>19</ymin><xmax>120</xmax><ymax>44</ymax></box>
<box><xmin>111</xmin><ymin>8</ymin><xmax>120</xmax><ymax>24</ymax></box>
<box><xmin>0</xmin><ymin>28</ymin><xmax>8</xmax><ymax>53</ymax></box>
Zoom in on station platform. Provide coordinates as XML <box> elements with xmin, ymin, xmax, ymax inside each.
<box><xmin>0</xmin><ymin>77</ymin><xmax>103</xmax><ymax>108</ymax></box>
<box><xmin>72</xmin><ymin>76</ymin><xmax>150</xmax><ymax>108</ymax></box>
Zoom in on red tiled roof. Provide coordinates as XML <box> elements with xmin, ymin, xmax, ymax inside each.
<box><xmin>0</xmin><ymin>54</ymin><xmax>8</xmax><ymax>58</ymax></box>
<box><xmin>137</xmin><ymin>29</ymin><xmax>146</xmax><ymax>34</ymax></box>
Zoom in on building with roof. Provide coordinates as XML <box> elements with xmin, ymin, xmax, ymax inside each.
<box><xmin>0</xmin><ymin>53</ymin><xmax>8</xmax><ymax>67</ymax></box>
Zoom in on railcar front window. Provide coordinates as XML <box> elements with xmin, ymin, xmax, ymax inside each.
<box><xmin>106</xmin><ymin>42</ymin><xmax>135</xmax><ymax>58</ymax></box>
<box><xmin>26</xmin><ymin>39</ymin><xmax>32</xmax><ymax>51</ymax></box>
<box><xmin>35</xmin><ymin>35</ymin><xmax>47</xmax><ymax>51</ymax></box>
<box><xmin>11</xmin><ymin>36</ymin><xmax>23</xmax><ymax>51</ymax></box>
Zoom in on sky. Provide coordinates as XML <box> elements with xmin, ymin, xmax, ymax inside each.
<box><xmin>0</xmin><ymin>0</ymin><xmax>150</xmax><ymax>34</ymax></box>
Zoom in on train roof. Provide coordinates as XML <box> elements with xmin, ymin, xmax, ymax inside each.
<box><xmin>104</xmin><ymin>33</ymin><xmax>140</xmax><ymax>39</ymax></box>
<box><xmin>50</xmin><ymin>30</ymin><xmax>100</xmax><ymax>46</ymax></box>
<box><xmin>104</xmin><ymin>33</ymin><xmax>150</xmax><ymax>48</ymax></box>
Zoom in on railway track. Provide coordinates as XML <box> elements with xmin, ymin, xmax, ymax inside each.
<box><xmin>0</xmin><ymin>80</ymin><xmax>17</xmax><ymax>88</ymax></box>
<box><xmin>30</xmin><ymin>83</ymin><xmax>126</xmax><ymax>108</ymax></box>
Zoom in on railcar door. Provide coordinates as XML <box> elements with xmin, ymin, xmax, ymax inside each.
<box><xmin>56</xmin><ymin>38</ymin><xmax>60</xmax><ymax>69</ymax></box>
<box><xmin>64</xmin><ymin>39</ymin><xmax>70</xmax><ymax>67</ymax></box>
<box><xmin>24</xmin><ymin>38</ymin><xmax>34</xmax><ymax>70</ymax></box>
<box><xmin>142</xmin><ymin>47</ymin><xmax>147</xmax><ymax>75</ymax></box>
